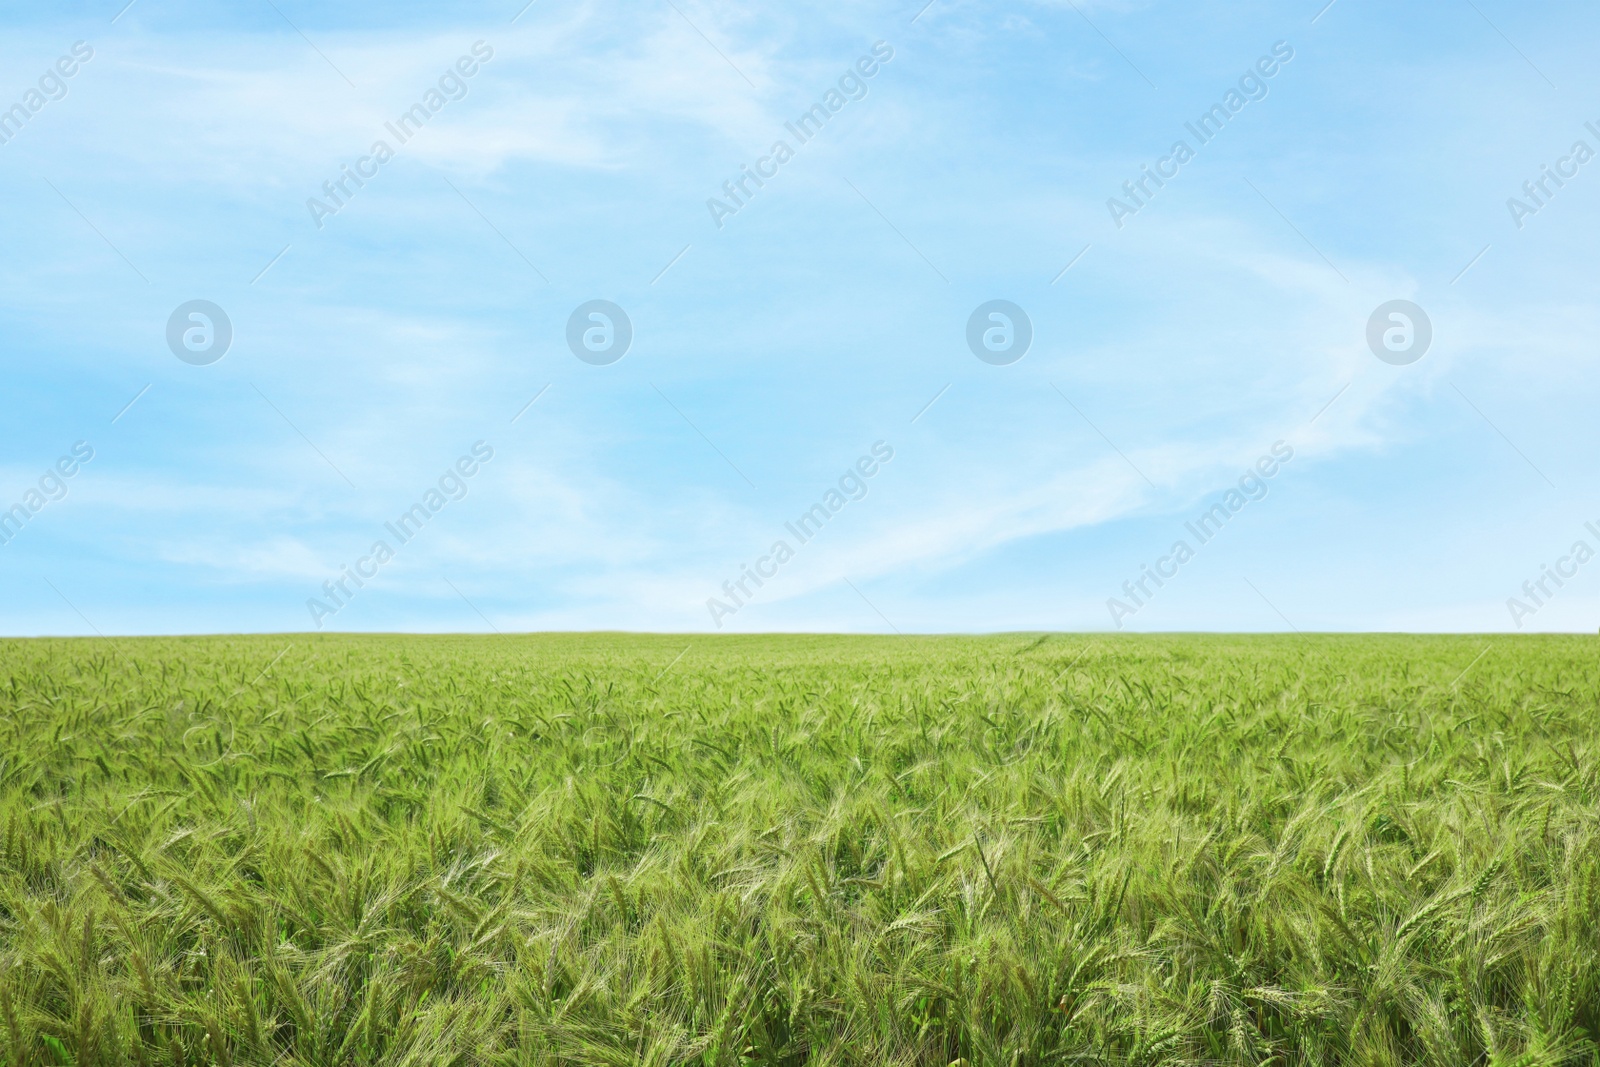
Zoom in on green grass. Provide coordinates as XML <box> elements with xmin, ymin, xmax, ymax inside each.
<box><xmin>2</xmin><ymin>633</ymin><xmax>1599</xmax><ymax>1067</ymax></box>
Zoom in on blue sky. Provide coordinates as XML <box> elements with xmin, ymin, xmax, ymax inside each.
<box><xmin>2</xmin><ymin>0</ymin><xmax>1596</xmax><ymax>635</ymax></box>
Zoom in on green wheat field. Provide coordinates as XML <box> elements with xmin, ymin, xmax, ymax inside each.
<box><xmin>2</xmin><ymin>633</ymin><xmax>1597</xmax><ymax>1067</ymax></box>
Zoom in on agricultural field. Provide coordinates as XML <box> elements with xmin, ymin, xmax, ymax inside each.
<box><xmin>1</xmin><ymin>634</ymin><xmax>1598</xmax><ymax>1067</ymax></box>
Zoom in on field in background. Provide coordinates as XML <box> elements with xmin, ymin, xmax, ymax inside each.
<box><xmin>1</xmin><ymin>634</ymin><xmax>1598</xmax><ymax>1066</ymax></box>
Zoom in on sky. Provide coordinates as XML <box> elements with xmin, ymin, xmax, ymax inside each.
<box><xmin>1</xmin><ymin>0</ymin><xmax>1597</xmax><ymax>636</ymax></box>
